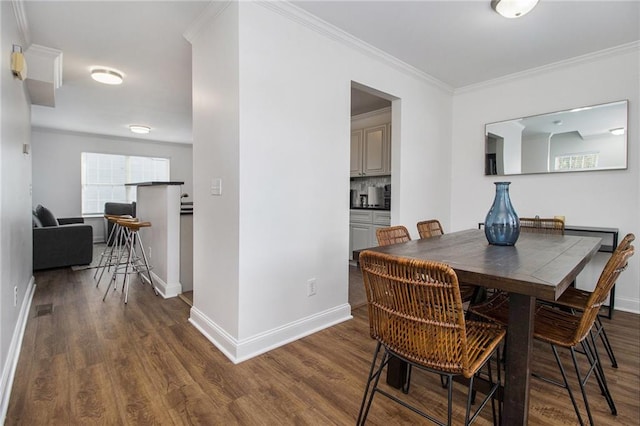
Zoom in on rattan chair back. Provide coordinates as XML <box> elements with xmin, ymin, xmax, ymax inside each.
<box><xmin>375</xmin><ymin>225</ymin><xmax>411</xmax><ymax>246</ymax></box>
<box><xmin>616</xmin><ymin>233</ymin><xmax>635</xmax><ymax>252</ymax></box>
<box><xmin>519</xmin><ymin>217</ymin><xmax>565</xmax><ymax>235</ymax></box>
<box><xmin>360</xmin><ymin>251</ymin><xmax>480</xmax><ymax>377</ymax></box>
<box><xmin>416</xmin><ymin>219</ymin><xmax>444</xmax><ymax>239</ymax></box>
<box><xmin>565</xmin><ymin>245</ymin><xmax>634</xmax><ymax>345</ymax></box>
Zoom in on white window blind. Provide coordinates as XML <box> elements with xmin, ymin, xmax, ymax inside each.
<box><xmin>81</xmin><ymin>153</ymin><xmax>170</xmax><ymax>215</ymax></box>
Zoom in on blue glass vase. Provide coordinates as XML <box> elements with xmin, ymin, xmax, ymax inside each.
<box><xmin>485</xmin><ymin>182</ymin><xmax>520</xmax><ymax>246</ymax></box>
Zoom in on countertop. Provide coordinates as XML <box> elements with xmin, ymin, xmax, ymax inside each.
<box><xmin>125</xmin><ymin>181</ymin><xmax>184</xmax><ymax>186</ymax></box>
<box><xmin>350</xmin><ymin>206</ymin><xmax>390</xmax><ymax>211</ymax></box>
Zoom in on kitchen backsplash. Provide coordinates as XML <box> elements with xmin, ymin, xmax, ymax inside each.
<box><xmin>350</xmin><ymin>176</ymin><xmax>391</xmax><ymax>193</ymax></box>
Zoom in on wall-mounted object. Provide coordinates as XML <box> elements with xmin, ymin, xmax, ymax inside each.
<box><xmin>24</xmin><ymin>44</ymin><xmax>63</xmax><ymax>107</ymax></box>
<box><xmin>11</xmin><ymin>45</ymin><xmax>27</xmax><ymax>80</ymax></box>
<box><xmin>485</xmin><ymin>100</ymin><xmax>628</xmax><ymax>176</ymax></box>
<box><xmin>23</xmin><ymin>143</ymin><xmax>30</xmax><ymax>155</ymax></box>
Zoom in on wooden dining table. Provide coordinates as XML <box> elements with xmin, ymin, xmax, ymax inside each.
<box><xmin>364</xmin><ymin>228</ymin><xmax>602</xmax><ymax>425</ymax></box>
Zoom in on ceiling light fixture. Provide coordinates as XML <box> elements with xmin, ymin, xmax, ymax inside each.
<box><xmin>491</xmin><ymin>0</ymin><xmax>539</xmax><ymax>18</ymax></box>
<box><xmin>610</xmin><ymin>128</ymin><xmax>625</xmax><ymax>136</ymax></box>
<box><xmin>129</xmin><ymin>125</ymin><xmax>151</xmax><ymax>134</ymax></box>
<box><xmin>91</xmin><ymin>67</ymin><xmax>124</xmax><ymax>85</ymax></box>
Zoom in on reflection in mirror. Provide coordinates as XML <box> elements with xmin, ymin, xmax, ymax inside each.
<box><xmin>485</xmin><ymin>100</ymin><xmax>628</xmax><ymax>176</ymax></box>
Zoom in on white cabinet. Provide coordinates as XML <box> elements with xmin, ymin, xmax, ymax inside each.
<box><xmin>351</xmin><ymin>124</ymin><xmax>391</xmax><ymax>177</ymax></box>
<box><xmin>350</xmin><ymin>130</ymin><xmax>363</xmax><ymax>176</ymax></box>
<box><xmin>349</xmin><ymin>210</ymin><xmax>391</xmax><ymax>260</ymax></box>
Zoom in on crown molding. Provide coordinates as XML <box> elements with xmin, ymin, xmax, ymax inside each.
<box><xmin>11</xmin><ymin>0</ymin><xmax>31</xmax><ymax>47</ymax></box>
<box><xmin>183</xmin><ymin>0</ymin><xmax>233</xmax><ymax>43</ymax></box>
<box><xmin>257</xmin><ymin>1</ymin><xmax>454</xmax><ymax>94</ymax></box>
<box><xmin>455</xmin><ymin>41</ymin><xmax>640</xmax><ymax>95</ymax></box>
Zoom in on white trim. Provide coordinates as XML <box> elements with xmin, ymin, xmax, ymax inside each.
<box><xmin>612</xmin><ymin>296</ymin><xmax>640</xmax><ymax>315</ymax></box>
<box><xmin>257</xmin><ymin>1</ymin><xmax>453</xmax><ymax>94</ymax></box>
<box><xmin>189</xmin><ymin>304</ymin><xmax>353</xmax><ymax>364</ymax></box>
<box><xmin>0</xmin><ymin>277</ymin><xmax>36</xmax><ymax>424</ymax></box>
<box><xmin>149</xmin><ymin>271</ymin><xmax>182</xmax><ymax>299</ymax></box>
<box><xmin>183</xmin><ymin>0</ymin><xmax>233</xmax><ymax>43</ymax></box>
<box><xmin>11</xmin><ymin>0</ymin><xmax>30</xmax><ymax>47</ymax></box>
<box><xmin>455</xmin><ymin>41</ymin><xmax>640</xmax><ymax>94</ymax></box>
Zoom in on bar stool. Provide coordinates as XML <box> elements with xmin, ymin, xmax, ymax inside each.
<box><xmin>102</xmin><ymin>219</ymin><xmax>156</xmax><ymax>304</ymax></box>
<box><xmin>94</xmin><ymin>215</ymin><xmax>136</xmax><ymax>287</ymax></box>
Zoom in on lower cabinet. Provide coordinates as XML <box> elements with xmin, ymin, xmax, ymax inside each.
<box><xmin>349</xmin><ymin>210</ymin><xmax>391</xmax><ymax>260</ymax></box>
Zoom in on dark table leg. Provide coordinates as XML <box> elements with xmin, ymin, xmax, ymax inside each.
<box><xmin>502</xmin><ymin>293</ymin><xmax>535</xmax><ymax>426</ymax></box>
<box><xmin>386</xmin><ymin>355</ymin><xmax>408</xmax><ymax>388</ymax></box>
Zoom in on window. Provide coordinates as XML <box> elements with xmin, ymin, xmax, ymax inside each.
<box><xmin>554</xmin><ymin>153</ymin><xmax>599</xmax><ymax>172</ymax></box>
<box><xmin>81</xmin><ymin>152</ymin><xmax>170</xmax><ymax>215</ymax></box>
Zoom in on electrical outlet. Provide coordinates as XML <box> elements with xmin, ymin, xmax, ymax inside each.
<box><xmin>14</xmin><ymin>286</ymin><xmax>18</xmax><ymax>307</ymax></box>
<box><xmin>307</xmin><ymin>278</ymin><xmax>317</xmax><ymax>297</ymax></box>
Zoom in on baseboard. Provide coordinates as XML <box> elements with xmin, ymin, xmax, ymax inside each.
<box><xmin>189</xmin><ymin>303</ymin><xmax>353</xmax><ymax>364</ymax></box>
<box><xmin>149</xmin><ymin>271</ymin><xmax>182</xmax><ymax>299</ymax></box>
<box><xmin>612</xmin><ymin>296</ymin><xmax>640</xmax><ymax>315</ymax></box>
<box><xmin>0</xmin><ymin>276</ymin><xmax>36</xmax><ymax>424</ymax></box>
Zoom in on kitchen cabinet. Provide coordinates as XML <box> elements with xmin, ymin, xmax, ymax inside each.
<box><xmin>349</xmin><ymin>210</ymin><xmax>391</xmax><ymax>260</ymax></box>
<box><xmin>351</xmin><ymin>124</ymin><xmax>390</xmax><ymax>177</ymax></box>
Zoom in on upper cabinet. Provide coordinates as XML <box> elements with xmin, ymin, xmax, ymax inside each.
<box><xmin>351</xmin><ymin>123</ymin><xmax>391</xmax><ymax>177</ymax></box>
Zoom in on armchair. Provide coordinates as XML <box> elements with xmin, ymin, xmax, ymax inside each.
<box><xmin>32</xmin><ymin>205</ymin><xmax>93</xmax><ymax>270</ymax></box>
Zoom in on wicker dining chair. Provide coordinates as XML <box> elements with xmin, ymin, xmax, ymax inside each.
<box><xmin>414</xmin><ymin>220</ymin><xmax>483</xmax><ymax>305</ymax></box>
<box><xmin>416</xmin><ymin>219</ymin><xmax>444</xmax><ymax>239</ymax></box>
<box><xmin>519</xmin><ymin>217</ymin><xmax>565</xmax><ymax>235</ymax></box>
<box><xmin>375</xmin><ymin>225</ymin><xmax>411</xmax><ymax>246</ymax></box>
<box><xmin>468</xmin><ymin>244</ymin><xmax>634</xmax><ymax>426</ymax></box>
<box><xmin>550</xmin><ymin>233</ymin><xmax>635</xmax><ymax>368</ymax></box>
<box><xmin>357</xmin><ymin>251</ymin><xmax>505</xmax><ymax>426</ymax></box>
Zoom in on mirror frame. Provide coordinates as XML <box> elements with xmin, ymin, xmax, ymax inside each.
<box><xmin>485</xmin><ymin>100</ymin><xmax>628</xmax><ymax>176</ymax></box>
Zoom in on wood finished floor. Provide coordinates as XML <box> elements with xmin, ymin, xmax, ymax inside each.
<box><xmin>6</xmin><ymin>265</ymin><xmax>640</xmax><ymax>425</ymax></box>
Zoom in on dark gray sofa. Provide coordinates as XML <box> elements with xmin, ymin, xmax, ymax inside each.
<box><xmin>33</xmin><ymin>205</ymin><xmax>93</xmax><ymax>270</ymax></box>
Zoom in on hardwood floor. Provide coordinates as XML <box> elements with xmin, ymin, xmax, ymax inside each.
<box><xmin>6</xmin><ymin>266</ymin><xmax>640</xmax><ymax>425</ymax></box>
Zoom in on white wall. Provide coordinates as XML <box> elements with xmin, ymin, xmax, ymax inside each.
<box><xmin>1</xmin><ymin>2</ymin><xmax>36</xmax><ymax>421</ymax></box>
<box><xmin>189</xmin><ymin>0</ymin><xmax>241</xmax><ymax>346</ymax></box>
<box><xmin>451</xmin><ymin>45</ymin><xmax>640</xmax><ymax>313</ymax></box>
<box><xmin>188</xmin><ymin>1</ymin><xmax>453</xmax><ymax>362</ymax></box>
<box><xmin>31</xmin><ymin>128</ymin><xmax>193</xmax><ymax>241</ymax></box>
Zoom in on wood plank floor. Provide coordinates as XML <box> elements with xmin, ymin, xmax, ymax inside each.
<box><xmin>6</xmin><ymin>266</ymin><xmax>640</xmax><ymax>425</ymax></box>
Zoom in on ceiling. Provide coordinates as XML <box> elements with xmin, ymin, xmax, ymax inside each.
<box><xmin>19</xmin><ymin>1</ymin><xmax>640</xmax><ymax>144</ymax></box>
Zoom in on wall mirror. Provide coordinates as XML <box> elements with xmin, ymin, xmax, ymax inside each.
<box><xmin>485</xmin><ymin>100</ymin><xmax>628</xmax><ymax>176</ymax></box>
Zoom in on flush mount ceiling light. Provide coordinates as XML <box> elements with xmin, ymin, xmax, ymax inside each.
<box><xmin>491</xmin><ymin>0</ymin><xmax>539</xmax><ymax>18</ymax></box>
<box><xmin>610</xmin><ymin>128</ymin><xmax>625</xmax><ymax>136</ymax></box>
<box><xmin>90</xmin><ymin>67</ymin><xmax>124</xmax><ymax>85</ymax></box>
<box><xmin>129</xmin><ymin>125</ymin><xmax>151</xmax><ymax>134</ymax></box>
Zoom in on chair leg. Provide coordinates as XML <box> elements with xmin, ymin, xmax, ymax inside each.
<box><xmin>402</xmin><ymin>364</ymin><xmax>412</xmax><ymax>394</ymax></box>
<box><xmin>551</xmin><ymin>344</ymin><xmax>586</xmax><ymax>426</ymax></box>
<box><xmin>595</xmin><ymin>316</ymin><xmax>618</xmax><ymax>368</ymax></box>
<box><xmin>132</xmin><ymin>232</ymin><xmax>158</xmax><ymax>295</ymax></box>
<box><xmin>582</xmin><ymin>337</ymin><xmax>617</xmax><ymax>415</ymax></box>
<box><xmin>569</xmin><ymin>346</ymin><xmax>597</xmax><ymax>426</ymax></box>
<box><xmin>357</xmin><ymin>342</ymin><xmax>385</xmax><ymax>426</ymax></box>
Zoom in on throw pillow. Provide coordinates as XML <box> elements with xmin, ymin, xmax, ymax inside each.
<box><xmin>35</xmin><ymin>204</ymin><xmax>58</xmax><ymax>227</ymax></box>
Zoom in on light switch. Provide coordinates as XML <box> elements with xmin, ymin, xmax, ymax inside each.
<box><xmin>211</xmin><ymin>178</ymin><xmax>222</xmax><ymax>196</ymax></box>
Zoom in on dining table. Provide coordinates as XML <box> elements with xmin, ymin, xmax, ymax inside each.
<box><xmin>364</xmin><ymin>228</ymin><xmax>602</xmax><ymax>425</ymax></box>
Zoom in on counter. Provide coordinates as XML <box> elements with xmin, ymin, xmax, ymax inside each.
<box><xmin>128</xmin><ymin>181</ymin><xmax>183</xmax><ymax>298</ymax></box>
<box><xmin>350</xmin><ymin>206</ymin><xmax>390</xmax><ymax>211</ymax></box>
